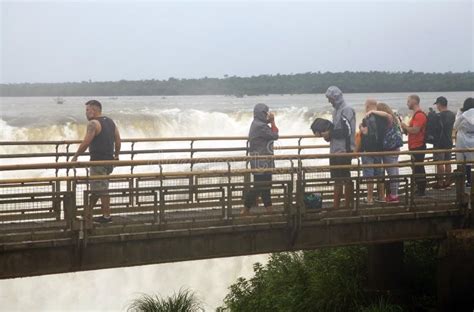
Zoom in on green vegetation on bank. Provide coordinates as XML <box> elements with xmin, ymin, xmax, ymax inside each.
<box><xmin>125</xmin><ymin>241</ymin><xmax>438</xmax><ymax>311</ymax></box>
<box><xmin>218</xmin><ymin>241</ymin><xmax>438</xmax><ymax>312</ymax></box>
<box><xmin>1</xmin><ymin>71</ymin><xmax>473</xmax><ymax>97</ymax></box>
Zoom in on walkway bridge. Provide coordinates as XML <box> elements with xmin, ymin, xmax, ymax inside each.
<box><xmin>0</xmin><ymin>136</ymin><xmax>472</xmax><ymax>279</ymax></box>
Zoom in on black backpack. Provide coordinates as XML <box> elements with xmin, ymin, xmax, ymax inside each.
<box><xmin>310</xmin><ymin>118</ymin><xmax>334</xmax><ymax>134</ymax></box>
<box><xmin>424</xmin><ymin>108</ymin><xmax>443</xmax><ymax>145</ymax></box>
<box><xmin>360</xmin><ymin>115</ymin><xmax>379</xmax><ymax>151</ymax></box>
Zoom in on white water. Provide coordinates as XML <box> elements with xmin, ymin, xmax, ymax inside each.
<box><xmin>0</xmin><ymin>92</ymin><xmax>472</xmax><ymax>311</ymax></box>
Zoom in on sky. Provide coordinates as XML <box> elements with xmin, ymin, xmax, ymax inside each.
<box><xmin>1</xmin><ymin>0</ymin><xmax>473</xmax><ymax>84</ymax></box>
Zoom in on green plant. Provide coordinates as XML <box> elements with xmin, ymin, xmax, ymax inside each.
<box><xmin>127</xmin><ymin>289</ymin><xmax>203</xmax><ymax>312</ymax></box>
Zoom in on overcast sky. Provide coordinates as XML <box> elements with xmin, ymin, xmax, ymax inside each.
<box><xmin>1</xmin><ymin>0</ymin><xmax>473</xmax><ymax>83</ymax></box>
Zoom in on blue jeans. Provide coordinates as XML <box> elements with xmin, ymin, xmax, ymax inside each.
<box><xmin>382</xmin><ymin>153</ymin><xmax>399</xmax><ymax>196</ymax></box>
<box><xmin>361</xmin><ymin>155</ymin><xmax>383</xmax><ymax>177</ymax></box>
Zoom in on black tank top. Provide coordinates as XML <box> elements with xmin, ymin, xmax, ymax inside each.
<box><xmin>89</xmin><ymin>116</ymin><xmax>116</xmax><ymax>161</ymax></box>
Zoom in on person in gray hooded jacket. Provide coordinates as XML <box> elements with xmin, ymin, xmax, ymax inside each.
<box><xmin>243</xmin><ymin>103</ymin><xmax>279</xmax><ymax>215</ymax></box>
<box><xmin>319</xmin><ymin>86</ymin><xmax>356</xmax><ymax>209</ymax></box>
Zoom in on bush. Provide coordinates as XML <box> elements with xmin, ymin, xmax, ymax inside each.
<box><xmin>220</xmin><ymin>247</ymin><xmax>368</xmax><ymax>311</ymax></box>
<box><xmin>127</xmin><ymin>289</ymin><xmax>203</xmax><ymax>312</ymax></box>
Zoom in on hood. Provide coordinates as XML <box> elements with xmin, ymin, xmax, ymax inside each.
<box><xmin>253</xmin><ymin>103</ymin><xmax>269</xmax><ymax>123</ymax></box>
<box><xmin>463</xmin><ymin>108</ymin><xmax>474</xmax><ymax>127</ymax></box>
<box><xmin>325</xmin><ymin>86</ymin><xmax>345</xmax><ymax>109</ymax></box>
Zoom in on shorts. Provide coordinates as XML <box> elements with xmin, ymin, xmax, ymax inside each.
<box><xmin>433</xmin><ymin>151</ymin><xmax>452</xmax><ymax>161</ymax></box>
<box><xmin>361</xmin><ymin>155</ymin><xmax>384</xmax><ymax>177</ymax></box>
<box><xmin>456</xmin><ymin>152</ymin><xmax>474</xmax><ymax>162</ymax></box>
<box><xmin>90</xmin><ymin>165</ymin><xmax>113</xmax><ymax>193</ymax></box>
<box><xmin>329</xmin><ymin>156</ymin><xmax>352</xmax><ymax>179</ymax></box>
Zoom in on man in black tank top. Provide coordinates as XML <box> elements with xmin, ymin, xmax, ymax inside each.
<box><xmin>71</xmin><ymin>100</ymin><xmax>121</xmax><ymax>224</ymax></box>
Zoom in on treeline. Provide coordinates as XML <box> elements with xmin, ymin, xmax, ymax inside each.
<box><xmin>1</xmin><ymin>71</ymin><xmax>473</xmax><ymax>97</ymax></box>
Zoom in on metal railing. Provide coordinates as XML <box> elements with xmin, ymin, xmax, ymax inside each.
<box><xmin>0</xmin><ymin>144</ymin><xmax>472</xmax><ymax>238</ymax></box>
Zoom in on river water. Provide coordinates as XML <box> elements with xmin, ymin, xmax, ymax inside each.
<box><xmin>0</xmin><ymin>92</ymin><xmax>472</xmax><ymax>311</ymax></box>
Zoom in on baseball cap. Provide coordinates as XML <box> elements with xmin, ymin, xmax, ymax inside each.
<box><xmin>434</xmin><ymin>96</ymin><xmax>448</xmax><ymax>106</ymax></box>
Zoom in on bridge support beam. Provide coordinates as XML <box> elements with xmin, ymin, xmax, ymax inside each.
<box><xmin>367</xmin><ymin>242</ymin><xmax>404</xmax><ymax>291</ymax></box>
<box><xmin>437</xmin><ymin>229</ymin><xmax>474</xmax><ymax>312</ymax></box>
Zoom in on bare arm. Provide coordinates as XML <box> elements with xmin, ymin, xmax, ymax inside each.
<box><xmin>71</xmin><ymin>120</ymin><xmax>98</xmax><ymax>161</ymax></box>
<box><xmin>114</xmin><ymin>126</ymin><xmax>121</xmax><ymax>159</ymax></box>
<box><xmin>401</xmin><ymin>123</ymin><xmax>421</xmax><ymax>134</ymax></box>
<box><xmin>401</xmin><ymin>112</ymin><xmax>425</xmax><ymax>134</ymax></box>
<box><xmin>367</xmin><ymin>110</ymin><xmax>393</xmax><ymax>123</ymax></box>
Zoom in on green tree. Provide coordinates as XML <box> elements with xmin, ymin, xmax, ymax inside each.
<box><xmin>220</xmin><ymin>247</ymin><xmax>369</xmax><ymax>312</ymax></box>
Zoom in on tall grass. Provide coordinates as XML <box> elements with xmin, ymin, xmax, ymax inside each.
<box><xmin>127</xmin><ymin>289</ymin><xmax>203</xmax><ymax>312</ymax></box>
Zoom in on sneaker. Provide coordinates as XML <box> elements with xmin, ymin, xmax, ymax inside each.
<box><xmin>362</xmin><ymin>198</ymin><xmax>374</xmax><ymax>205</ymax></box>
<box><xmin>386</xmin><ymin>195</ymin><xmax>400</xmax><ymax>203</ymax></box>
<box><xmin>93</xmin><ymin>216</ymin><xmax>112</xmax><ymax>224</ymax></box>
<box><xmin>374</xmin><ymin>197</ymin><xmax>386</xmax><ymax>203</ymax></box>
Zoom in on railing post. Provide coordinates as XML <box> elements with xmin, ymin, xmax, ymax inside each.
<box><xmin>244</xmin><ymin>141</ymin><xmax>251</xmax><ymax>197</ymax></box>
<box><xmin>65</xmin><ymin>144</ymin><xmax>71</xmax><ymax>176</ymax></box>
<box><xmin>226</xmin><ymin>162</ymin><xmax>232</xmax><ymax>220</ymax></box>
<box><xmin>153</xmin><ymin>190</ymin><xmax>158</xmax><ymax>225</ymax></box>
<box><xmin>189</xmin><ymin>140</ymin><xmax>195</xmax><ymax>203</ymax></box>
<box><xmin>55</xmin><ymin>143</ymin><xmax>60</xmax><ymax>177</ymax></box>
<box><xmin>456</xmin><ymin>157</ymin><xmax>469</xmax><ymax>212</ymax></box>
<box><xmin>288</xmin><ymin>159</ymin><xmax>295</xmax><ymax>216</ymax></box>
<box><xmin>355</xmin><ymin>156</ymin><xmax>361</xmax><ymax>212</ymax></box>
<box><xmin>158</xmin><ymin>165</ymin><xmax>164</xmax><ymax>225</ymax></box>
<box><xmin>409</xmin><ymin>151</ymin><xmax>416</xmax><ymax>211</ymax></box>
<box><xmin>129</xmin><ymin>177</ymin><xmax>134</xmax><ymax>208</ymax></box>
<box><xmin>130</xmin><ymin>142</ymin><xmax>135</xmax><ymax>174</ymax></box>
<box><xmin>83</xmin><ymin>190</ymin><xmax>92</xmax><ymax>230</ymax></box>
<box><xmin>64</xmin><ymin>190</ymin><xmax>75</xmax><ymax>230</ymax></box>
<box><xmin>295</xmin><ymin>156</ymin><xmax>303</xmax><ymax>219</ymax></box>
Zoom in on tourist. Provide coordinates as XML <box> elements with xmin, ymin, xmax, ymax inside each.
<box><xmin>454</xmin><ymin>97</ymin><xmax>474</xmax><ymax>188</ymax></box>
<box><xmin>432</xmin><ymin>96</ymin><xmax>455</xmax><ymax>189</ymax></box>
<box><xmin>360</xmin><ymin>99</ymin><xmax>386</xmax><ymax>204</ymax></box>
<box><xmin>319</xmin><ymin>86</ymin><xmax>356</xmax><ymax>209</ymax></box>
<box><xmin>401</xmin><ymin>95</ymin><xmax>427</xmax><ymax>196</ymax></box>
<box><xmin>243</xmin><ymin>103</ymin><xmax>279</xmax><ymax>215</ymax></box>
<box><xmin>71</xmin><ymin>100</ymin><xmax>121</xmax><ymax>223</ymax></box>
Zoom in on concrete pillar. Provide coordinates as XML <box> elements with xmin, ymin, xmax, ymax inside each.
<box><xmin>437</xmin><ymin>229</ymin><xmax>474</xmax><ymax>312</ymax></box>
<box><xmin>367</xmin><ymin>242</ymin><xmax>404</xmax><ymax>290</ymax></box>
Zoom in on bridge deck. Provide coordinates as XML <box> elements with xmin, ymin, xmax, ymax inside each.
<box><xmin>0</xmin><ymin>140</ymin><xmax>472</xmax><ymax>279</ymax></box>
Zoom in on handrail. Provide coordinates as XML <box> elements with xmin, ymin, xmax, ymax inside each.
<box><xmin>0</xmin><ymin>134</ymin><xmax>319</xmax><ymax>146</ymax></box>
<box><xmin>0</xmin><ymin>158</ymin><xmax>468</xmax><ymax>185</ymax></box>
<box><xmin>1</xmin><ymin>148</ymin><xmax>473</xmax><ymax>172</ymax></box>
<box><xmin>0</xmin><ymin>145</ymin><xmax>330</xmax><ymax>159</ymax></box>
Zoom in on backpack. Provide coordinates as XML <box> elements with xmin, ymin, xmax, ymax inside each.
<box><xmin>310</xmin><ymin>118</ymin><xmax>334</xmax><ymax>134</ymax></box>
<box><xmin>304</xmin><ymin>193</ymin><xmax>323</xmax><ymax>209</ymax></box>
<box><xmin>361</xmin><ymin>115</ymin><xmax>379</xmax><ymax>151</ymax></box>
<box><xmin>424</xmin><ymin>108</ymin><xmax>443</xmax><ymax>145</ymax></box>
<box><xmin>383</xmin><ymin>120</ymin><xmax>403</xmax><ymax>150</ymax></box>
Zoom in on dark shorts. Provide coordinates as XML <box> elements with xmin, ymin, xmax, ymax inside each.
<box><xmin>330</xmin><ymin>156</ymin><xmax>352</xmax><ymax>179</ymax></box>
<box><xmin>433</xmin><ymin>151</ymin><xmax>452</xmax><ymax>161</ymax></box>
<box><xmin>90</xmin><ymin>165</ymin><xmax>113</xmax><ymax>193</ymax></box>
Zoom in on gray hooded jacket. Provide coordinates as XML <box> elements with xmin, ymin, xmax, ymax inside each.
<box><xmin>454</xmin><ymin>108</ymin><xmax>474</xmax><ymax>161</ymax></box>
<box><xmin>248</xmin><ymin>103</ymin><xmax>279</xmax><ymax>171</ymax></box>
<box><xmin>326</xmin><ymin>86</ymin><xmax>356</xmax><ymax>153</ymax></box>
